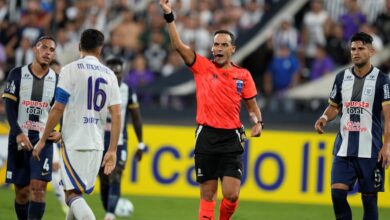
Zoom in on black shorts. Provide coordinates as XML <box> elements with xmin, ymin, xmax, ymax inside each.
<box><xmin>194</xmin><ymin>125</ymin><xmax>245</xmax><ymax>183</ymax></box>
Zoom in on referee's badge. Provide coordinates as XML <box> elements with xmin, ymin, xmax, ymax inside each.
<box><xmin>236</xmin><ymin>79</ymin><xmax>243</xmax><ymax>94</ymax></box>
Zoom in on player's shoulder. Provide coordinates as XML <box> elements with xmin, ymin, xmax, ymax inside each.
<box><xmin>8</xmin><ymin>66</ymin><xmax>23</xmax><ymax>76</ymax></box>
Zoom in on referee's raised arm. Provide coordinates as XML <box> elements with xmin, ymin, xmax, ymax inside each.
<box><xmin>159</xmin><ymin>0</ymin><xmax>195</xmax><ymax>66</ymax></box>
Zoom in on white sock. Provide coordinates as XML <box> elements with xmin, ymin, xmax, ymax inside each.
<box><xmin>70</xmin><ymin>197</ymin><xmax>96</xmax><ymax>220</ymax></box>
<box><xmin>66</xmin><ymin>206</ymin><xmax>76</xmax><ymax>220</ymax></box>
<box><xmin>52</xmin><ymin>171</ymin><xmax>66</xmax><ymax>205</ymax></box>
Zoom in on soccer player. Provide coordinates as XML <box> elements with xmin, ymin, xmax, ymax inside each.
<box><xmin>99</xmin><ymin>57</ymin><xmax>144</xmax><ymax>220</ymax></box>
<box><xmin>315</xmin><ymin>32</ymin><xmax>390</xmax><ymax>220</ymax></box>
<box><xmin>2</xmin><ymin>36</ymin><xmax>60</xmax><ymax>220</ymax></box>
<box><xmin>159</xmin><ymin>1</ymin><xmax>263</xmax><ymax>220</ymax></box>
<box><xmin>32</xmin><ymin>29</ymin><xmax>122</xmax><ymax>220</ymax></box>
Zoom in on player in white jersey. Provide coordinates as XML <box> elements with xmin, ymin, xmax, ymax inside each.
<box><xmin>315</xmin><ymin>32</ymin><xmax>390</xmax><ymax>220</ymax></box>
<box><xmin>33</xmin><ymin>29</ymin><xmax>122</xmax><ymax>220</ymax></box>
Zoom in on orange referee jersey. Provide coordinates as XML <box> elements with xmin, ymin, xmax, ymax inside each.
<box><xmin>190</xmin><ymin>53</ymin><xmax>257</xmax><ymax>129</ymax></box>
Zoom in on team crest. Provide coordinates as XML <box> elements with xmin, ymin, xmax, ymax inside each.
<box><xmin>236</xmin><ymin>79</ymin><xmax>243</xmax><ymax>94</ymax></box>
<box><xmin>364</xmin><ymin>86</ymin><xmax>374</xmax><ymax>96</ymax></box>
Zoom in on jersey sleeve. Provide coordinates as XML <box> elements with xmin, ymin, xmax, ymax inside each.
<box><xmin>379</xmin><ymin>73</ymin><xmax>390</xmax><ymax>105</ymax></box>
<box><xmin>189</xmin><ymin>53</ymin><xmax>209</xmax><ymax>75</ymax></box>
<box><xmin>329</xmin><ymin>72</ymin><xmax>343</xmax><ymax>107</ymax></box>
<box><xmin>242</xmin><ymin>69</ymin><xmax>257</xmax><ymax>99</ymax></box>
<box><xmin>2</xmin><ymin>67</ymin><xmax>21</xmax><ymax>101</ymax></box>
<box><xmin>109</xmin><ymin>74</ymin><xmax>121</xmax><ymax>106</ymax></box>
<box><xmin>57</xmin><ymin>65</ymin><xmax>73</xmax><ymax>95</ymax></box>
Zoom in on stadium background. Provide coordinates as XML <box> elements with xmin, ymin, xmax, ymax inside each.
<box><xmin>1</xmin><ymin>0</ymin><xmax>390</xmax><ymax>219</ymax></box>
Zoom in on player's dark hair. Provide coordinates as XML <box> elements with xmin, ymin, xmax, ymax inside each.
<box><xmin>214</xmin><ymin>30</ymin><xmax>235</xmax><ymax>45</ymax></box>
<box><xmin>106</xmin><ymin>57</ymin><xmax>124</xmax><ymax>67</ymax></box>
<box><xmin>80</xmin><ymin>29</ymin><xmax>104</xmax><ymax>52</ymax></box>
<box><xmin>35</xmin><ymin>35</ymin><xmax>56</xmax><ymax>46</ymax></box>
<box><xmin>350</xmin><ymin>32</ymin><xmax>373</xmax><ymax>45</ymax></box>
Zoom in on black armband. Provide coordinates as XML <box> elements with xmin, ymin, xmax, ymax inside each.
<box><xmin>164</xmin><ymin>12</ymin><xmax>174</xmax><ymax>23</ymax></box>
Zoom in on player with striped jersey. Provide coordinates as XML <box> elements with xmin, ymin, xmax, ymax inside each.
<box><xmin>33</xmin><ymin>29</ymin><xmax>122</xmax><ymax>220</ymax></box>
<box><xmin>99</xmin><ymin>57</ymin><xmax>144</xmax><ymax>220</ymax></box>
<box><xmin>2</xmin><ymin>36</ymin><xmax>60</xmax><ymax>220</ymax></box>
<box><xmin>315</xmin><ymin>32</ymin><xmax>390</xmax><ymax>220</ymax></box>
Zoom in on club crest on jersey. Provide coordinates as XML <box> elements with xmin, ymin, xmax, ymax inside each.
<box><xmin>235</xmin><ymin>79</ymin><xmax>243</xmax><ymax>94</ymax></box>
<box><xmin>364</xmin><ymin>86</ymin><xmax>374</xmax><ymax>96</ymax></box>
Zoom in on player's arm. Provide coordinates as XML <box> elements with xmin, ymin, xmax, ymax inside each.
<box><xmin>244</xmin><ymin>97</ymin><xmax>263</xmax><ymax>137</ymax></box>
<box><xmin>102</xmin><ymin>104</ymin><xmax>121</xmax><ymax>174</ymax></box>
<box><xmin>379</xmin><ymin>102</ymin><xmax>390</xmax><ymax>168</ymax></box>
<box><xmin>314</xmin><ymin>103</ymin><xmax>339</xmax><ymax>134</ymax></box>
<box><xmin>159</xmin><ymin>0</ymin><xmax>195</xmax><ymax>66</ymax></box>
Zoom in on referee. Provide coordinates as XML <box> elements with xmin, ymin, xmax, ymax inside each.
<box><xmin>159</xmin><ymin>1</ymin><xmax>263</xmax><ymax>220</ymax></box>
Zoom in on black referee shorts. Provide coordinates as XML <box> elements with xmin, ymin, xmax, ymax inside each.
<box><xmin>194</xmin><ymin>125</ymin><xmax>245</xmax><ymax>183</ymax></box>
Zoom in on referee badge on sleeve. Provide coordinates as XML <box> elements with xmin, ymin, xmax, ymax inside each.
<box><xmin>236</xmin><ymin>79</ymin><xmax>243</xmax><ymax>94</ymax></box>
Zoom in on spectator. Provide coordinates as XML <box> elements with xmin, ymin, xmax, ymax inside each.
<box><xmin>272</xmin><ymin>15</ymin><xmax>299</xmax><ymax>52</ymax></box>
<box><xmin>339</xmin><ymin>0</ymin><xmax>367</xmax><ymax>42</ymax></box>
<box><xmin>310</xmin><ymin>43</ymin><xmax>335</xmax><ymax>81</ymax></box>
<box><xmin>326</xmin><ymin>23</ymin><xmax>349</xmax><ymax>66</ymax></box>
<box><xmin>374</xmin><ymin>0</ymin><xmax>390</xmax><ymax>44</ymax></box>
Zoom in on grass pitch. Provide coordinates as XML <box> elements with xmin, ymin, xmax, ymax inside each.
<box><xmin>1</xmin><ymin>187</ymin><xmax>390</xmax><ymax>219</ymax></box>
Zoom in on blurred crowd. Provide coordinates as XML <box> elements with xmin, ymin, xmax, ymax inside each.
<box><xmin>1</xmin><ymin>0</ymin><xmax>390</xmax><ymax>114</ymax></box>
<box><xmin>261</xmin><ymin>0</ymin><xmax>390</xmax><ymax>112</ymax></box>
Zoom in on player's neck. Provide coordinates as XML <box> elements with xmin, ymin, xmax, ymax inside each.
<box><xmin>353</xmin><ymin>63</ymin><xmax>372</xmax><ymax>78</ymax></box>
<box><xmin>30</xmin><ymin>61</ymin><xmax>49</xmax><ymax>78</ymax></box>
<box><xmin>80</xmin><ymin>51</ymin><xmax>100</xmax><ymax>59</ymax></box>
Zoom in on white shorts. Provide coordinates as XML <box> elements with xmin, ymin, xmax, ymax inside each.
<box><xmin>60</xmin><ymin>147</ymin><xmax>103</xmax><ymax>194</ymax></box>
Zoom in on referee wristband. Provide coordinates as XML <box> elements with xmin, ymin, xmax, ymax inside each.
<box><xmin>320</xmin><ymin>115</ymin><xmax>328</xmax><ymax>121</ymax></box>
<box><xmin>164</xmin><ymin>11</ymin><xmax>174</xmax><ymax>23</ymax></box>
<box><xmin>138</xmin><ymin>142</ymin><xmax>146</xmax><ymax>150</ymax></box>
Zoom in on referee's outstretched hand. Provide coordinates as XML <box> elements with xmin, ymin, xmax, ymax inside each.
<box><xmin>159</xmin><ymin>0</ymin><xmax>172</xmax><ymax>14</ymax></box>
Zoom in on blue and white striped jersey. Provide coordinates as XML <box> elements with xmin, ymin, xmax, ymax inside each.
<box><xmin>329</xmin><ymin>66</ymin><xmax>390</xmax><ymax>158</ymax></box>
<box><xmin>104</xmin><ymin>82</ymin><xmax>139</xmax><ymax>148</ymax></box>
<box><xmin>2</xmin><ymin>65</ymin><xmax>57</xmax><ymax>143</ymax></box>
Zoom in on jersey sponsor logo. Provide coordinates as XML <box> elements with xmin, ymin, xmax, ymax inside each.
<box><xmin>47</xmin><ymin>75</ymin><xmax>55</xmax><ymax>82</ymax></box>
<box><xmin>83</xmin><ymin>116</ymin><xmax>100</xmax><ymax>124</ymax></box>
<box><xmin>346</xmin><ymin>107</ymin><xmax>364</xmax><ymax>115</ymax></box>
<box><xmin>235</xmin><ymin>79</ymin><xmax>243</xmax><ymax>94</ymax></box>
<box><xmin>367</xmin><ymin>74</ymin><xmax>376</xmax><ymax>80</ymax></box>
<box><xmin>343</xmin><ymin>121</ymin><xmax>367</xmax><ymax>132</ymax></box>
<box><xmin>21</xmin><ymin>120</ymin><xmax>45</xmax><ymax>132</ymax></box>
<box><xmin>26</xmin><ymin>106</ymin><xmax>43</xmax><ymax>116</ymax></box>
<box><xmin>343</xmin><ymin>101</ymin><xmax>369</xmax><ymax>108</ymax></box>
<box><xmin>5</xmin><ymin>81</ymin><xmax>16</xmax><ymax>94</ymax></box>
<box><xmin>22</xmin><ymin>100</ymin><xmax>49</xmax><ymax>108</ymax></box>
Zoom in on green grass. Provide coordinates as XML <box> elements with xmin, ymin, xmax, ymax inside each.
<box><xmin>1</xmin><ymin>187</ymin><xmax>390</xmax><ymax>220</ymax></box>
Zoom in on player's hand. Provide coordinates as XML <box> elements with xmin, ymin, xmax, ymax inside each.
<box><xmin>159</xmin><ymin>0</ymin><xmax>172</xmax><ymax>14</ymax></box>
<box><xmin>16</xmin><ymin>133</ymin><xmax>33</xmax><ymax>151</ymax></box>
<box><xmin>102</xmin><ymin>150</ymin><xmax>117</xmax><ymax>175</ymax></box>
<box><xmin>314</xmin><ymin>117</ymin><xmax>327</xmax><ymax>134</ymax></box>
<box><xmin>32</xmin><ymin>140</ymin><xmax>45</xmax><ymax>161</ymax></box>
<box><xmin>135</xmin><ymin>149</ymin><xmax>143</xmax><ymax>161</ymax></box>
<box><xmin>48</xmin><ymin>131</ymin><xmax>61</xmax><ymax>143</ymax></box>
<box><xmin>250</xmin><ymin>123</ymin><xmax>262</xmax><ymax>137</ymax></box>
<box><xmin>378</xmin><ymin>145</ymin><xmax>390</xmax><ymax>169</ymax></box>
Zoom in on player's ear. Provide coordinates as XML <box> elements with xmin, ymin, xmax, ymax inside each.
<box><xmin>78</xmin><ymin>43</ymin><xmax>81</xmax><ymax>52</ymax></box>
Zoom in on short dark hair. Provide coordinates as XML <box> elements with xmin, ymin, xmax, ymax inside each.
<box><xmin>35</xmin><ymin>35</ymin><xmax>56</xmax><ymax>46</ymax></box>
<box><xmin>350</xmin><ymin>32</ymin><xmax>373</xmax><ymax>45</ymax></box>
<box><xmin>214</xmin><ymin>30</ymin><xmax>235</xmax><ymax>45</ymax></box>
<box><xmin>80</xmin><ymin>29</ymin><xmax>104</xmax><ymax>52</ymax></box>
<box><xmin>106</xmin><ymin>57</ymin><xmax>124</xmax><ymax>66</ymax></box>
